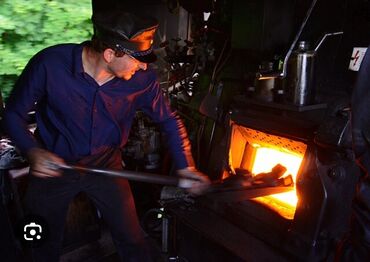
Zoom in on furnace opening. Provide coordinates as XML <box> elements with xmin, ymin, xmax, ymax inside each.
<box><xmin>228</xmin><ymin>124</ymin><xmax>307</xmax><ymax>219</ymax></box>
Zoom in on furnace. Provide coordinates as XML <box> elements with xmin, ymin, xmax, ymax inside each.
<box><xmin>227</xmin><ymin>124</ymin><xmax>307</xmax><ymax>219</ymax></box>
<box><xmin>164</xmin><ymin>100</ymin><xmax>361</xmax><ymax>261</ymax></box>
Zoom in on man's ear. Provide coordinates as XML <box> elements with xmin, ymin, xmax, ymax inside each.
<box><xmin>103</xmin><ymin>48</ymin><xmax>115</xmax><ymax>63</ymax></box>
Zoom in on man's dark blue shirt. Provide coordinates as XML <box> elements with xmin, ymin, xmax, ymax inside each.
<box><xmin>3</xmin><ymin>42</ymin><xmax>193</xmax><ymax>169</ymax></box>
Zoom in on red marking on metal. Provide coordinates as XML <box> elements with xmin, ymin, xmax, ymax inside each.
<box><xmin>352</xmin><ymin>50</ymin><xmax>360</xmax><ymax>66</ymax></box>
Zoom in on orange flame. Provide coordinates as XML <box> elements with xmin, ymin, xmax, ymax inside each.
<box><xmin>251</xmin><ymin>145</ymin><xmax>304</xmax><ymax>219</ymax></box>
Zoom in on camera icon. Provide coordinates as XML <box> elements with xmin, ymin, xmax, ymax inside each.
<box><xmin>23</xmin><ymin>222</ymin><xmax>43</xmax><ymax>241</ymax></box>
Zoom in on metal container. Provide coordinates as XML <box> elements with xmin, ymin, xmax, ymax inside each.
<box><xmin>255</xmin><ymin>78</ymin><xmax>275</xmax><ymax>102</ymax></box>
<box><xmin>285</xmin><ymin>41</ymin><xmax>315</xmax><ymax>106</ymax></box>
<box><xmin>254</xmin><ymin>61</ymin><xmax>275</xmax><ymax>102</ymax></box>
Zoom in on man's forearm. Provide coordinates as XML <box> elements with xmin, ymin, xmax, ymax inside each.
<box><xmin>160</xmin><ymin>114</ymin><xmax>195</xmax><ymax>170</ymax></box>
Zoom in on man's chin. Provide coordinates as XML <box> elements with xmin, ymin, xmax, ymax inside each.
<box><xmin>122</xmin><ymin>75</ymin><xmax>133</xmax><ymax>81</ymax></box>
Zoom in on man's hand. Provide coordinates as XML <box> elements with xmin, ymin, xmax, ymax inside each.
<box><xmin>27</xmin><ymin>148</ymin><xmax>65</xmax><ymax>178</ymax></box>
<box><xmin>177</xmin><ymin>167</ymin><xmax>211</xmax><ymax>195</ymax></box>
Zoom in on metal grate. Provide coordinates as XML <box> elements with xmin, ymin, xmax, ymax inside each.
<box><xmin>236</xmin><ymin>126</ymin><xmax>307</xmax><ymax>155</ymax></box>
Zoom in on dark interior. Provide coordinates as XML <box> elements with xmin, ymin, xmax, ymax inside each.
<box><xmin>1</xmin><ymin>0</ymin><xmax>370</xmax><ymax>261</ymax></box>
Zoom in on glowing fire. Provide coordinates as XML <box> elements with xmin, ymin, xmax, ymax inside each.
<box><xmin>251</xmin><ymin>145</ymin><xmax>304</xmax><ymax>219</ymax></box>
<box><xmin>228</xmin><ymin>125</ymin><xmax>307</xmax><ymax>219</ymax></box>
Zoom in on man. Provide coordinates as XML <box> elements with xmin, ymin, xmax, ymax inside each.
<box><xmin>2</xmin><ymin>10</ymin><xmax>210</xmax><ymax>262</ymax></box>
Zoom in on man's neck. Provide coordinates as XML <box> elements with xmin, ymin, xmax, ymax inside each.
<box><xmin>82</xmin><ymin>46</ymin><xmax>114</xmax><ymax>86</ymax></box>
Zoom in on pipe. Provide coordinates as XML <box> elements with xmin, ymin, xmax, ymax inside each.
<box><xmin>256</xmin><ymin>0</ymin><xmax>319</xmax><ymax>81</ymax></box>
<box><xmin>281</xmin><ymin>0</ymin><xmax>319</xmax><ymax>78</ymax></box>
<box><xmin>314</xmin><ymin>31</ymin><xmax>343</xmax><ymax>52</ymax></box>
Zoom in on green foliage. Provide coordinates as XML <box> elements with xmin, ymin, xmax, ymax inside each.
<box><xmin>0</xmin><ymin>0</ymin><xmax>92</xmax><ymax>100</ymax></box>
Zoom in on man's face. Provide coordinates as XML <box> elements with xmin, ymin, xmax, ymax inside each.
<box><xmin>108</xmin><ymin>53</ymin><xmax>147</xmax><ymax>80</ymax></box>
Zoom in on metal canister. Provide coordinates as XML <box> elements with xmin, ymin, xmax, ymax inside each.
<box><xmin>285</xmin><ymin>41</ymin><xmax>315</xmax><ymax>106</ymax></box>
<box><xmin>254</xmin><ymin>61</ymin><xmax>275</xmax><ymax>102</ymax></box>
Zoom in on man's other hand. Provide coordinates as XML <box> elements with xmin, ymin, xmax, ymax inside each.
<box><xmin>27</xmin><ymin>148</ymin><xmax>65</xmax><ymax>178</ymax></box>
<box><xmin>177</xmin><ymin>167</ymin><xmax>211</xmax><ymax>195</ymax></box>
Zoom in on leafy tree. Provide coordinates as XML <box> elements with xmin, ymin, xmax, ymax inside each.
<box><xmin>0</xmin><ymin>0</ymin><xmax>92</xmax><ymax>100</ymax></box>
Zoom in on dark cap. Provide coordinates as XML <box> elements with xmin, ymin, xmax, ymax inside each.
<box><xmin>92</xmin><ymin>11</ymin><xmax>158</xmax><ymax>63</ymax></box>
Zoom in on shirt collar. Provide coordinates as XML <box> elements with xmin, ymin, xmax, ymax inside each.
<box><xmin>72</xmin><ymin>41</ymin><xmax>89</xmax><ymax>76</ymax></box>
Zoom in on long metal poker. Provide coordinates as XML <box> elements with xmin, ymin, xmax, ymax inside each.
<box><xmin>51</xmin><ymin>162</ymin><xmax>196</xmax><ymax>188</ymax></box>
<box><xmin>47</xmin><ymin>163</ymin><xmax>294</xmax><ymax>200</ymax></box>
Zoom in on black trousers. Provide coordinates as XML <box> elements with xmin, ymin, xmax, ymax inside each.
<box><xmin>24</xmin><ymin>169</ymin><xmax>152</xmax><ymax>262</ymax></box>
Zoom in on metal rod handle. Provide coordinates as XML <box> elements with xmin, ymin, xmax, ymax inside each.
<box><xmin>58</xmin><ymin>163</ymin><xmax>181</xmax><ymax>186</ymax></box>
